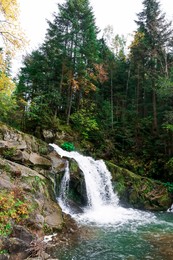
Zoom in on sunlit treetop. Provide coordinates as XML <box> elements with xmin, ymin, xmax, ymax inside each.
<box><xmin>0</xmin><ymin>0</ymin><xmax>19</xmax><ymax>20</ymax></box>
<box><xmin>0</xmin><ymin>0</ymin><xmax>26</xmax><ymax>71</ymax></box>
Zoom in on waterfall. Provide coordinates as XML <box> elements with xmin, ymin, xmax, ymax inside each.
<box><xmin>57</xmin><ymin>161</ymin><xmax>70</xmax><ymax>212</ymax></box>
<box><xmin>50</xmin><ymin>144</ymin><xmax>156</xmax><ymax>226</ymax></box>
<box><xmin>167</xmin><ymin>204</ymin><xmax>173</xmax><ymax>212</ymax></box>
<box><xmin>50</xmin><ymin>143</ymin><xmax>119</xmax><ymax>210</ymax></box>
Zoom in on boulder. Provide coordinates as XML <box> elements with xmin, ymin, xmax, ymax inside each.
<box><xmin>0</xmin><ymin>140</ymin><xmax>27</xmax><ymax>150</ymax></box>
<box><xmin>29</xmin><ymin>153</ymin><xmax>51</xmax><ymax>168</ymax></box>
<box><xmin>0</xmin><ymin>173</ymin><xmax>15</xmax><ymax>189</ymax></box>
<box><xmin>107</xmin><ymin>162</ymin><xmax>172</xmax><ymax>211</ymax></box>
<box><xmin>43</xmin><ymin>130</ymin><xmax>54</xmax><ymax>142</ymax></box>
<box><xmin>48</xmin><ymin>150</ymin><xmax>66</xmax><ymax>173</ymax></box>
<box><xmin>10</xmin><ymin>150</ymin><xmax>30</xmax><ymax>162</ymax></box>
<box><xmin>44</xmin><ymin>201</ymin><xmax>64</xmax><ymax>231</ymax></box>
<box><xmin>3</xmin><ymin>238</ymin><xmax>30</xmax><ymax>259</ymax></box>
<box><xmin>12</xmin><ymin>226</ymin><xmax>34</xmax><ymax>244</ymax></box>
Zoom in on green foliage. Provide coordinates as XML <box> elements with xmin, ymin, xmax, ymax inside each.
<box><xmin>163</xmin><ymin>182</ymin><xmax>173</xmax><ymax>193</ymax></box>
<box><xmin>0</xmin><ymin>190</ymin><xmax>31</xmax><ymax>236</ymax></box>
<box><xmin>61</xmin><ymin>142</ymin><xmax>75</xmax><ymax>151</ymax></box>
<box><xmin>169</xmin><ymin>155</ymin><xmax>173</xmax><ymax>165</ymax></box>
<box><xmin>43</xmin><ymin>223</ymin><xmax>52</xmax><ymax>235</ymax></box>
<box><xmin>3</xmin><ymin>0</ymin><xmax>173</xmax><ymax>185</ymax></box>
<box><xmin>115</xmin><ymin>181</ymin><xmax>126</xmax><ymax>196</ymax></box>
<box><xmin>0</xmin><ymin>249</ymin><xmax>8</xmax><ymax>254</ymax></box>
<box><xmin>2</xmin><ymin>147</ymin><xmax>16</xmax><ymax>159</ymax></box>
<box><xmin>1</xmin><ymin>163</ymin><xmax>11</xmax><ymax>173</ymax></box>
<box><xmin>16</xmin><ymin>0</ymin><xmax>100</xmax><ymax>127</ymax></box>
<box><xmin>0</xmin><ymin>93</ymin><xmax>18</xmax><ymax>125</ymax></box>
<box><xmin>162</xmin><ymin>123</ymin><xmax>173</xmax><ymax>132</ymax></box>
<box><xmin>31</xmin><ymin>176</ymin><xmax>46</xmax><ymax>194</ymax></box>
<box><xmin>34</xmin><ymin>176</ymin><xmax>45</xmax><ymax>186</ymax></box>
<box><xmin>165</xmin><ymin>158</ymin><xmax>173</xmax><ymax>178</ymax></box>
<box><xmin>38</xmin><ymin>146</ymin><xmax>48</xmax><ymax>155</ymax></box>
<box><xmin>70</xmin><ymin>109</ymin><xmax>99</xmax><ymax>140</ymax></box>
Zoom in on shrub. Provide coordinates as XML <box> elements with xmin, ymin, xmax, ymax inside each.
<box><xmin>2</xmin><ymin>147</ymin><xmax>16</xmax><ymax>159</ymax></box>
<box><xmin>0</xmin><ymin>190</ymin><xmax>31</xmax><ymax>236</ymax></box>
<box><xmin>70</xmin><ymin>109</ymin><xmax>99</xmax><ymax>140</ymax></box>
<box><xmin>163</xmin><ymin>182</ymin><xmax>173</xmax><ymax>193</ymax></box>
<box><xmin>61</xmin><ymin>142</ymin><xmax>75</xmax><ymax>151</ymax></box>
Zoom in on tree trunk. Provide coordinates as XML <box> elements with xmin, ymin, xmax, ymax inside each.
<box><xmin>152</xmin><ymin>85</ymin><xmax>158</xmax><ymax>134</ymax></box>
<box><xmin>110</xmin><ymin>69</ymin><xmax>114</xmax><ymax>129</ymax></box>
<box><xmin>66</xmin><ymin>83</ymin><xmax>73</xmax><ymax>125</ymax></box>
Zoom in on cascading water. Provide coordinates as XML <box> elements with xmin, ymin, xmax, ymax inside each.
<box><xmin>50</xmin><ymin>144</ymin><xmax>118</xmax><ymax>207</ymax></box>
<box><xmin>50</xmin><ymin>144</ymin><xmax>156</xmax><ymax>226</ymax></box>
<box><xmin>49</xmin><ymin>144</ymin><xmax>173</xmax><ymax>259</ymax></box>
<box><xmin>57</xmin><ymin>161</ymin><xmax>71</xmax><ymax>213</ymax></box>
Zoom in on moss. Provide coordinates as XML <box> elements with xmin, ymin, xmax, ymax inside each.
<box><xmin>114</xmin><ymin>181</ymin><xmax>126</xmax><ymax>196</ymax></box>
<box><xmin>0</xmin><ymin>163</ymin><xmax>11</xmax><ymax>173</ymax></box>
<box><xmin>21</xmin><ymin>174</ymin><xmax>51</xmax><ymax>200</ymax></box>
<box><xmin>38</xmin><ymin>145</ymin><xmax>49</xmax><ymax>155</ymax></box>
<box><xmin>106</xmin><ymin>161</ymin><xmax>172</xmax><ymax>211</ymax></box>
<box><xmin>70</xmin><ymin>160</ymin><xmax>80</xmax><ymax>175</ymax></box>
<box><xmin>2</xmin><ymin>147</ymin><xmax>17</xmax><ymax>159</ymax></box>
<box><xmin>43</xmin><ymin>223</ymin><xmax>53</xmax><ymax>234</ymax></box>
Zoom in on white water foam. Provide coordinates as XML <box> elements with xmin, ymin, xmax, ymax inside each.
<box><xmin>57</xmin><ymin>161</ymin><xmax>71</xmax><ymax>214</ymax></box>
<box><xmin>74</xmin><ymin>205</ymin><xmax>156</xmax><ymax>227</ymax></box>
<box><xmin>167</xmin><ymin>203</ymin><xmax>173</xmax><ymax>212</ymax></box>
<box><xmin>50</xmin><ymin>144</ymin><xmax>156</xmax><ymax>226</ymax></box>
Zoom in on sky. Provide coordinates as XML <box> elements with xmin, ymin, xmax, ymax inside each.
<box><xmin>13</xmin><ymin>0</ymin><xmax>173</xmax><ymax>75</ymax></box>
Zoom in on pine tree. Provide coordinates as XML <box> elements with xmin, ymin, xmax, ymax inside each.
<box><xmin>16</xmin><ymin>0</ymin><xmax>101</xmax><ymax>130</ymax></box>
<box><xmin>130</xmin><ymin>0</ymin><xmax>173</xmax><ymax>133</ymax></box>
<box><xmin>45</xmin><ymin>0</ymin><xmax>99</xmax><ymax>124</ymax></box>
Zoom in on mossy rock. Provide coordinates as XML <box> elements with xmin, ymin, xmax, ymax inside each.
<box><xmin>107</xmin><ymin>162</ymin><xmax>172</xmax><ymax>211</ymax></box>
<box><xmin>67</xmin><ymin>159</ymin><xmax>87</xmax><ymax>206</ymax></box>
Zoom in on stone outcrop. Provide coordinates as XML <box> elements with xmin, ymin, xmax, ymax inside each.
<box><xmin>0</xmin><ymin>122</ymin><xmax>67</xmax><ymax>259</ymax></box>
<box><xmin>107</xmin><ymin>162</ymin><xmax>172</xmax><ymax>211</ymax></box>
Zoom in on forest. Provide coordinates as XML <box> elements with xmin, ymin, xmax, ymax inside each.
<box><xmin>1</xmin><ymin>0</ymin><xmax>173</xmax><ymax>184</ymax></box>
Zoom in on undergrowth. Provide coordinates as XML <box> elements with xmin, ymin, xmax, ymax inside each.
<box><xmin>0</xmin><ymin>188</ymin><xmax>31</xmax><ymax>236</ymax></box>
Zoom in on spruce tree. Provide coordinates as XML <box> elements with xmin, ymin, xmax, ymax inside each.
<box><xmin>16</xmin><ymin>0</ymin><xmax>100</xmax><ymax>130</ymax></box>
<box><xmin>130</xmin><ymin>0</ymin><xmax>173</xmax><ymax>133</ymax></box>
<box><xmin>45</xmin><ymin>0</ymin><xmax>99</xmax><ymax>124</ymax></box>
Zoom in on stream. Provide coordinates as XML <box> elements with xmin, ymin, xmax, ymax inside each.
<box><xmin>50</xmin><ymin>144</ymin><xmax>173</xmax><ymax>260</ymax></box>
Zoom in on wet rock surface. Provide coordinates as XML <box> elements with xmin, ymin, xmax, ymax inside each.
<box><xmin>145</xmin><ymin>233</ymin><xmax>173</xmax><ymax>260</ymax></box>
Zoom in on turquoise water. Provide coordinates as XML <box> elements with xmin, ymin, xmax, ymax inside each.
<box><xmin>52</xmin><ymin>212</ymin><xmax>173</xmax><ymax>260</ymax></box>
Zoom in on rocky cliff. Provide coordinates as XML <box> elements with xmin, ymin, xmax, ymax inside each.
<box><xmin>0</xmin><ymin>123</ymin><xmax>69</xmax><ymax>259</ymax></box>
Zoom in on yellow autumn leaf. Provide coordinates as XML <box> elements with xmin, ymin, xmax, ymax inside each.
<box><xmin>0</xmin><ymin>71</ymin><xmax>15</xmax><ymax>95</ymax></box>
<box><xmin>0</xmin><ymin>0</ymin><xmax>27</xmax><ymax>70</ymax></box>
